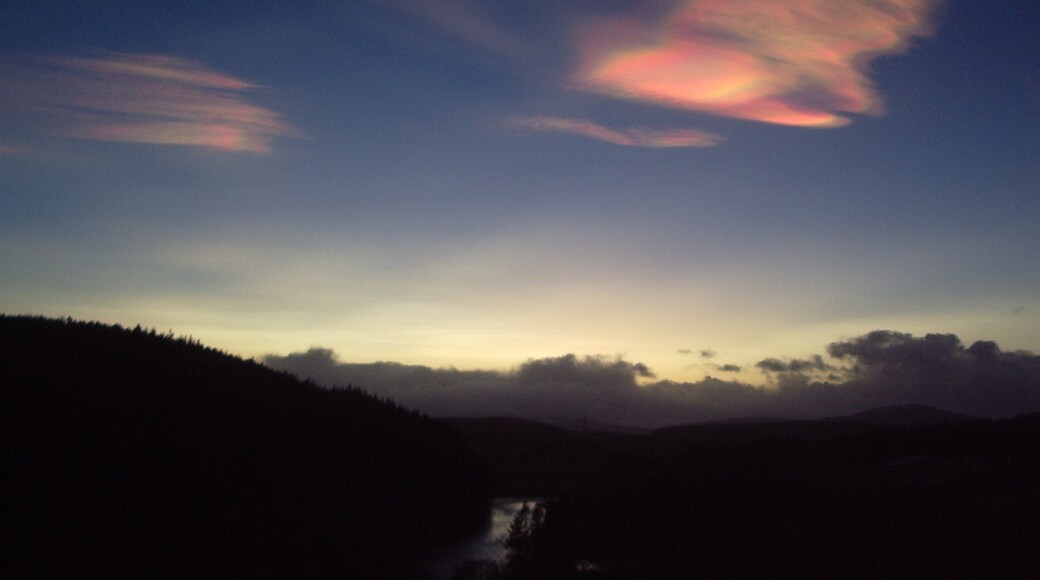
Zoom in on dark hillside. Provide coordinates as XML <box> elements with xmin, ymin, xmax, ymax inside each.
<box><xmin>446</xmin><ymin>417</ymin><xmax>643</xmax><ymax>497</ymax></box>
<box><xmin>507</xmin><ymin>415</ymin><xmax>1040</xmax><ymax>578</ymax></box>
<box><xmin>2</xmin><ymin>315</ymin><xmax>491</xmax><ymax>576</ymax></box>
<box><xmin>448</xmin><ymin>411</ymin><xmax>1039</xmax><ymax>577</ymax></box>
<box><xmin>843</xmin><ymin>403</ymin><xmax>975</xmax><ymax>425</ymax></box>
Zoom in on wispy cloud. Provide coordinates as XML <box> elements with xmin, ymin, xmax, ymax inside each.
<box><xmin>1</xmin><ymin>53</ymin><xmax>301</xmax><ymax>153</ymax></box>
<box><xmin>573</xmin><ymin>0</ymin><xmax>936</xmax><ymax>127</ymax></box>
<box><xmin>508</xmin><ymin>115</ymin><xmax>721</xmax><ymax>147</ymax></box>
<box><xmin>376</xmin><ymin>0</ymin><xmax>519</xmax><ymax>55</ymax></box>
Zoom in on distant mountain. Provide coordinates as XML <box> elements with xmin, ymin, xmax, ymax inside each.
<box><xmin>534</xmin><ymin>416</ymin><xmax>652</xmax><ymax>435</ymax></box>
<box><xmin>689</xmin><ymin>405</ymin><xmax>975</xmax><ymax>428</ymax></box>
<box><xmin>699</xmin><ymin>415</ymin><xmax>789</xmax><ymax>425</ymax></box>
<box><xmin>841</xmin><ymin>404</ymin><xmax>976</xmax><ymax>426</ymax></box>
<box><xmin>645</xmin><ymin>407</ymin><xmax>981</xmax><ymax>454</ymax></box>
<box><xmin>446</xmin><ymin>416</ymin><xmax>644</xmax><ymax>496</ymax></box>
<box><xmin>448</xmin><ymin>409</ymin><xmax>1039</xmax><ymax>577</ymax></box>
<box><xmin>2</xmin><ymin>315</ymin><xmax>491</xmax><ymax>577</ymax></box>
<box><xmin>518</xmin><ymin>412</ymin><xmax>1040</xmax><ymax>577</ymax></box>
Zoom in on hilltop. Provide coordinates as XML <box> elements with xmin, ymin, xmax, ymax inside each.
<box><xmin>2</xmin><ymin>315</ymin><xmax>491</xmax><ymax>576</ymax></box>
<box><xmin>843</xmin><ymin>403</ymin><xmax>975</xmax><ymax>425</ymax></box>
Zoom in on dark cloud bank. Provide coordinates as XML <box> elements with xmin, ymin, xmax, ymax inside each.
<box><xmin>263</xmin><ymin>331</ymin><xmax>1040</xmax><ymax>428</ymax></box>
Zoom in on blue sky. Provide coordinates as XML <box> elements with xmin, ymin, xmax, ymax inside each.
<box><xmin>2</xmin><ymin>0</ymin><xmax>1038</xmax><ymax>390</ymax></box>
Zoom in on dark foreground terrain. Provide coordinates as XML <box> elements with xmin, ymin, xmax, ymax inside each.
<box><xmin>5</xmin><ymin>315</ymin><xmax>1038</xmax><ymax>578</ymax></box>
<box><xmin>451</xmin><ymin>410</ymin><xmax>1040</xmax><ymax>578</ymax></box>
<box><xmin>2</xmin><ymin>315</ymin><xmax>491</xmax><ymax>576</ymax></box>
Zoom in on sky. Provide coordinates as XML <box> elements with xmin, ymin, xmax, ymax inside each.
<box><xmin>2</xmin><ymin>1</ymin><xmax>1038</xmax><ymax>422</ymax></box>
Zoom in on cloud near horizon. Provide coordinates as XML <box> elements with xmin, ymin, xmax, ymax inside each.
<box><xmin>0</xmin><ymin>53</ymin><xmax>301</xmax><ymax>153</ymax></box>
<box><xmin>264</xmin><ymin>330</ymin><xmax>1040</xmax><ymax>428</ymax></box>
<box><xmin>572</xmin><ymin>0</ymin><xmax>936</xmax><ymax>127</ymax></box>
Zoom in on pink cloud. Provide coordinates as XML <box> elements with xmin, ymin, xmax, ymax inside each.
<box><xmin>509</xmin><ymin>115</ymin><xmax>722</xmax><ymax>148</ymax></box>
<box><xmin>573</xmin><ymin>0</ymin><xmax>937</xmax><ymax>127</ymax></box>
<box><xmin>2</xmin><ymin>53</ymin><xmax>301</xmax><ymax>153</ymax></box>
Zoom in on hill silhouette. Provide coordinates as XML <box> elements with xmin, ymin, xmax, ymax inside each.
<box><xmin>2</xmin><ymin>315</ymin><xmax>491</xmax><ymax>576</ymax></box>
<box><xmin>449</xmin><ymin>411</ymin><xmax>1039</xmax><ymax>577</ymax></box>
<box><xmin>842</xmin><ymin>403</ymin><xmax>975</xmax><ymax>425</ymax></box>
<box><xmin>446</xmin><ymin>417</ymin><xmax>646</xmax><ymax>496</ymax></box>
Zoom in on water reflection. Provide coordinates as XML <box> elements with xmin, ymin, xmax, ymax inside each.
<box><xmin>426</xmin><ymin>498</ymin><xmax>543</xmax><ymax>579</ymax></box>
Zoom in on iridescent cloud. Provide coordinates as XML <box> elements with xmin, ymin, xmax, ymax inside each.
<box><xmin>1</xmin><ymin>53</ymin><xmax>301</xmax><ymax>153</ymax></box>
<box><xmin>509</xmin><ymin>115</ymin><xmax>721</xmax><ymax>147</ymax></box>
<box><xmin>574</xmin><ymin>0</ymin><xmax>936</xmax><ymax>127</ymax></box>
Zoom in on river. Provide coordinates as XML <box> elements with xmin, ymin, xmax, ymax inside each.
<box><xmin>425</xmin><ymin>497</ymin><xmax>544</xmax><ymax>579</ymax></box>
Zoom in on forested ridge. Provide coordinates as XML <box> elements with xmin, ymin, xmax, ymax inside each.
<box><xmin>2</xmin><ymin>315</ymin><xmax>491</xmax><ymax>576</ymax></box>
